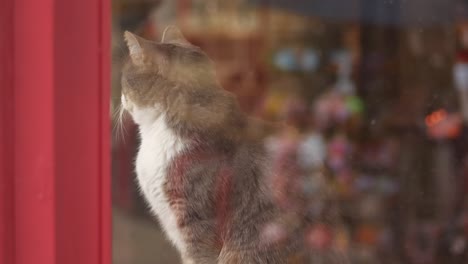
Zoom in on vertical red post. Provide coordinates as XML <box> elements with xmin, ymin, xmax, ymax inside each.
<box><xmin>99</xmin><ymin>1</ymin><xmax>112</xmax><ymax>263</ymax></box>
<box><xmin>0</xmin><ymin>0</ymin><xmax>15</xmax><ymax>263</ymax></box>
<box><xmin>14</xmin><ymin>0</ymin><xmax>56</xmax><ymax>262</ymax></box>
<box><xmin>0</xmin><ymin>0</ymin><xmax>111</xmax><ymax>263</ymax></box>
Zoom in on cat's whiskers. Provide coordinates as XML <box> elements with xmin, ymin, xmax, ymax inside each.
<box><xmin>112</xmin><ymin>104</ymin><xmax>128</xmax><ymax>144</ymax></box>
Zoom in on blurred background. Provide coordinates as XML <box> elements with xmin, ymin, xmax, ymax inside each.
<box><xmin>111</xmin><ymin>0</ymin><xmax>468</xmax><ymax>263</ymax></box>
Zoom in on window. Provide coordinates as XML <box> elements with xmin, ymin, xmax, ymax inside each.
<box><xmin>112</xmin><ymin>1</ymin><xmax>468</xmax><ymax>263</ymax></box>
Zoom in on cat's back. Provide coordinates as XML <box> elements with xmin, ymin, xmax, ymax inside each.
<box><xmin>219</xmin><ymin>140</ymin><xmax>301</xmax><ymax>263</ymax></box>
<box><xmin>226</xmin><ymin>140</ymin><xmax>278</xmax><ymax>234</ymax></box>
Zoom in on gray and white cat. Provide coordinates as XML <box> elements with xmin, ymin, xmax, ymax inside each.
<box><xmin>121</xmin><ymin>26</ymin><xmax>299</xmax><ymax>264</ymax></box>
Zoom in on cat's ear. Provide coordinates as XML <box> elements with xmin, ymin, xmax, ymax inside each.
<box><xmin>124</xmin><ymin>31</ymin><xmax>146</xmax><ymax>65</ymax></box>
<box><xmin>161</xmin><ymin>25</ymin><xmax>190</xmax><ymax>45</ymax></box>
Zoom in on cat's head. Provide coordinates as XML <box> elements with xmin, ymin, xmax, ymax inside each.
<box><xmin>121</xmin><ymin>26</ymin><xmax>217</xmax><ymax>124</ymax></box>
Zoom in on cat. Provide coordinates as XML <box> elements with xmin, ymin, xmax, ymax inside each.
<box><xmin>121</xmin><ymin>26</ymin><xmax>300</xmax><ymax>264</ymax></box>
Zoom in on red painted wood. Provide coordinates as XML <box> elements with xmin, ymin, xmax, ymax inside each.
<box><xmin>53</xmin><ymin>0</ymin><xmax>111</xmax><ymax>262</ymax></box>
<box><xmin>14</xmin><ymin>0</ymin><xmax>56</xmax><ymax>263</ymax></box>
<box><xmin>98</xmin><ymin>0</ymin><xmax>112</xmax><ymax>263</ymax></box>
<box><xmin>0</xmin><ymin>0</ymin><xmax>111</xmax><ymax>263</ymax></box>
<box><xmin>0</xmin><ymin>0</ymin><xmax>15</xmax><ymax>263</ymax></box>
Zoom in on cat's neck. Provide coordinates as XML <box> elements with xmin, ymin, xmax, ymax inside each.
<box><xmin>136</xmin><ymin>110</ymin><xmax>169</xmax><ymax>140</ymax></box>
<box><xmin>138</xmin><ymin>114</ymin><xmax>169</xmax><ymax>140</ymax></box>
<box><xmin>130</xmin><ymin>104</ymin><xmax>166</xmax><ymax>136</ymax></box>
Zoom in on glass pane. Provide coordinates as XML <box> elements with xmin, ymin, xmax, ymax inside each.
<box><xmin>112</xmin><ymin>0</ymin><xmax>468</xmax><ymax>263</ymax></box>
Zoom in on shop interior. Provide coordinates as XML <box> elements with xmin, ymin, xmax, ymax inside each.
<box><xmin>111</xmin><ymin>0</ymin><xmax>468</xmax><ymax>263</ymax></box>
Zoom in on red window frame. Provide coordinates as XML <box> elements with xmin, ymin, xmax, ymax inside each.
<box><xmin>0</xmin><ymin>0</ymin><xmax>111</xmax><ymax>263</ymax></box>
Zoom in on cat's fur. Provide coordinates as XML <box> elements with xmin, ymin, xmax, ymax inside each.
<box><xmin>121</xmin><ymin>26</ymin><xmax>297</xmax><ymax>264</ymax></box>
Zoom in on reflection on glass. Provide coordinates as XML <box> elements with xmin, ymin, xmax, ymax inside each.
<box><xmin>112</xmin><ymin>0</ymin><xmax>468</xmax><ymax>263</ymax></box>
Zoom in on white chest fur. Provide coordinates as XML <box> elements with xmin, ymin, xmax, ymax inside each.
<box><xmin>135</xmin><ymin>112</ymin><xmax>188</xmax><ymax>253</ymax></box>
